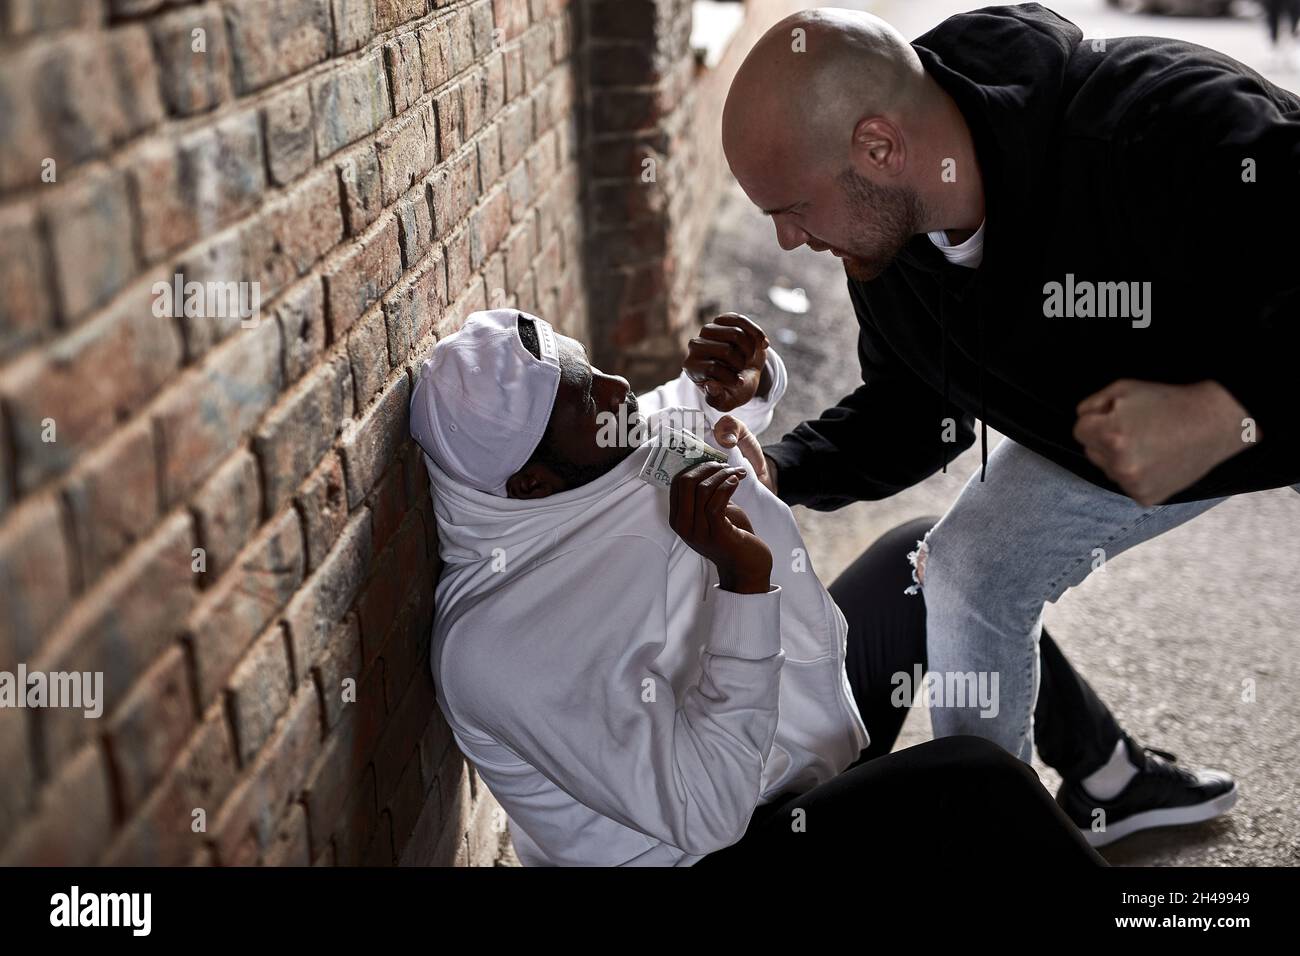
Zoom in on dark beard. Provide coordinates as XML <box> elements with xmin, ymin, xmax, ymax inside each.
<box><xmin>835</xmin><ymin>167</ymin><xmax>924</xmax><ymax>281</ymax></box>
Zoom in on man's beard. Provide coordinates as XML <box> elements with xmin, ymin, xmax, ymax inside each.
<box><xmin>834</xmin><ymin>167</ymin><xmax>924</xmax><ymax>282</ymax></box>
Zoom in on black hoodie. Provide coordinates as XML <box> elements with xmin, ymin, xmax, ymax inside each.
<box><xmin>764</xmin><ymin>3</ymin><xmax>1300</xmax><ymax>511</ymax></box>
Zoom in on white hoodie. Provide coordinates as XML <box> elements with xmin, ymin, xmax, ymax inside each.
<box><xmin>418</xmin><ymin>350</ymin><xmax>869</xmax><ymax>866</ymax></box>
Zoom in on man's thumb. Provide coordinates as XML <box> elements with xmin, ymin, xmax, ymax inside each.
<box><xmin>713</xmin><ymin>415</ymin><xmax>772</xmax><ymax>491</ymax></box>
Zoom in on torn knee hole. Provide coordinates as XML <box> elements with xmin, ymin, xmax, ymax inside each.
<box><xmin>904</xmin><ymin>531</ymin><xmax>932</xmax><ymax>595</ymax></box>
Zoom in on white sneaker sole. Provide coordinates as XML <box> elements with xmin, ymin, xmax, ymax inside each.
<box><xmin>1082</xmin><ymin>783</ymin><xmax>1239</xmax><ymax>848</ymax></box>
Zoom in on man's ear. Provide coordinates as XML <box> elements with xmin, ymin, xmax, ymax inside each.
<box><xmin>506</xmin><ymin>462</ymin><xmax>564</xmax><ymax>499</ymax></box>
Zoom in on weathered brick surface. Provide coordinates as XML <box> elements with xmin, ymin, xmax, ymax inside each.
<box><xmin>0</xmin><ymin>0</ymin><xmax>782</xmax><ymax>867</ymax></box>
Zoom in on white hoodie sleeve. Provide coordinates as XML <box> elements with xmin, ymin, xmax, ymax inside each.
<box><xmin>443</xmin><ymin>538</ymin><xmax>786</xmax><ymax>857</ymax></box>
<box><xmin>635</xmin><ymin>346</ymin><xmax>788</xmax><ymax>438</ymax></box>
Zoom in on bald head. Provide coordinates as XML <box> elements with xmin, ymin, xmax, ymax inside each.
<box><xmin>721</xmin><ymin>8</ymin><xmax>982</xmax><ymax>281</ymax></box>
<box><xmin>723</xmin><ymin>8</ymin><xmax>927</xmax><ymax>175</ymax></box>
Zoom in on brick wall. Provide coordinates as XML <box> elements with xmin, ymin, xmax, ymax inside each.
<box><xmin>0</xmin><ymin>0</ymin><xmax>796</xmax><ymax>866</ymax></box>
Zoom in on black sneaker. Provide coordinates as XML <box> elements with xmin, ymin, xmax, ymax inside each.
<box><xmin>1056</xmin><ymin>735</ymin><xmax>1238</xmax><ymax>848</ymax></box>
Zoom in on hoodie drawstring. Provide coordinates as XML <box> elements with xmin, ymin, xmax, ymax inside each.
<box><xmin>940</xmin><ymin>292</ymin><xmax>950</xmax><ymax>475</ymax></box>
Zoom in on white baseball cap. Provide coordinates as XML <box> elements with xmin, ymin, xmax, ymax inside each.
<box><xmin>409</xmin><ymin>308</ymin><xmax>563</xmax><ymax>496</ymax></box>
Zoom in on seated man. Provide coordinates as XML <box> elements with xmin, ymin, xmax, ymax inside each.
<box><xmin>408</xmin><ymin>307</ymin><xmax>1234</xmax><ymax>866</ymax></box>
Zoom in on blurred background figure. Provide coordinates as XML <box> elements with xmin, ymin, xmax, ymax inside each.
<box><xmin>1261</xmin><ymin>0</ymin><xmax>1300</xmax><ymax>70</ymax></box>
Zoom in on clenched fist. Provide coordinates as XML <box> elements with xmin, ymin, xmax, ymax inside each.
<box><xmin>1073</xmin><ymin>379</ymin><xmax>1255</xmax><ymax>506</ymax></box>
<box><xmin>684</xmin><ymin>313</ymin><xmax>770</xmax><ymax>412</ymax></box>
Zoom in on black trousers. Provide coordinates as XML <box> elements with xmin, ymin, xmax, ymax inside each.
<box><xmin>697</xmin><ymin>517</ymin><xmax>1112</xmax><ymax>867</ymax></box>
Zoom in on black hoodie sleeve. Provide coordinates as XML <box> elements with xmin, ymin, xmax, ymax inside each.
<box><xmin>762</xmin><ymin>283</ymin><xmax>976</xmax><ymax>510</ymax></box>
<box><xmin>1113</xmin><ymin>60</ymin><xmax>1300</xmax><ymax>463</ymax></box>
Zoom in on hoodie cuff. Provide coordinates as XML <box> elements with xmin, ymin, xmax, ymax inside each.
<box><xmin>706</xmin><ymin>584</ymin><xmax>782</xmax><ymax>659</ymax></box>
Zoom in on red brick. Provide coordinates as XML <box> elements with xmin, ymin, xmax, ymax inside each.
<box><xmin>378</xmin><ymin>584</ymin><xmax>435</xmax><ymax>713</ymax></box>
<box><xmin>589</xmin><ymin>0</ymin><xmax>654</xmax><ymax>40</ymax></box>
<box><xmin>483</xmin><ymin>50</ymin><xmax>506</xmax><ymax>118</ymax></box>
<box><xmin>506</xmin><ymin>161</ymin><xmax>531</xmax><ymax>221</ymax></box>
<box><xmin>35</xmin><ymin>511</ymin><xmax>197</xmax><ymax>767</ymax></box>
<box><xmin>311</xmin><ymin>51</ymin><xmax>391</xmax><ymax>158</ymax></box>
<box><xmin>0</xmin><ymin>743</ymin><xmax>112</xmax><ymax>865</ymax></box>
<box><xmin>2</xmin><ymin>0</ymin><xmax>100</xmax><ymax>34</ymax></box>
<box><xmin>150</xmin><ymin>3</ymin><xmax>234</xmax><ymax>116</ymax></box>
<box><xmin>224</xmin><ymin>0</ymin><xmax>331</xmax><ymax>94</ymax></box>
<box><xmin>387</xmin><ymin>745</ymin><xmax>427</xmax><ymax>856</ymax></box>
<box><xmin>130</xmin><ymin>138</ymin><xmax>198</xmax><ymax>264</ymax></box>
<box><xmin>470</xmin><ymin>186</ymin><xmax>511</xmax><ymax>268</ymax></box>
<box><xmin>324</xmin><ymin>216</ymin><xmax>403</xmax><ymax>340</ymax></box>
<box><xmin>0</xmin><ymin>203</ymin><xmax>52</xmax><ymax>360</ymax></box>
<box><xmin>64</xmin><ymin>417</ymin><xmax>160</xmax><ymax>587</ymax></box>
<box><xmin>330</xmin><ymin>0</ymin><xmax>375</xmax><ymax>54</ymax></box>
<box><xmin>0</xmin><ymin>495</ymin><xmax>74</xmax><ymax>668</ymax></box>
<box><xmin>1</xmin><ymin>279</ymin><xmax>183</xmax><ymax>494</ymax></box>
<box><xmin>493</xmin><ymin>0</ymin><xmax>530</xmax><ymax>42</ymax></box>
<box><xmin>106</xmin><ymin>643</ymin><xmax>196</xmax><ymax>816</ymax></box>
<box><xmin>433</xmin><ymin>85</ymin><xmax>463</xmax><ymax>160</ymax></box>
<box><xmin>340</xmin><ymin>370</ymin><xmax>411</xmax><ymax>509</ymax></box>
<box><xmin>190</xmin><ymin>448</ymin><xmax>261</xmax><ymax>586</ymax></box>
<box><xmin>176</xmin><ymin>110</ymin><xmax>268</xmax><ymax>233</ymax></box>
<box><xmin>0</xmin><ymin>708</ymin><xmax>34</xmax><ymax>841</ymax></box>
<box><xmin>348</xmin><ymin>306</ymin><xmax>393</xmax><ymax>408</ymax></box>
<box><xmin>383</xmin><ymin>252</ymin><xmax>444</xmax><ymax>368</ymax></box>
<box><xmin>335</xmin><ymin>764</ymin><xmax>379</xmax><ymax>865</ymax></box>
<box><xmin>338</xmin><ymin>146</ymin><xmax>383</xmax><ymax>238</ymax></box>
<box><xmin>396</xmin><ymin>186</ymin><xmax>435</xmax><ymax>268</ymax></box>
<box><xmin>101</xmin><ymin>702</ymin><xmax>239</xmax><ymax>865</ymax></box>
<box><xmin>376</xmin><ymin>104</ymin><xmax>435</xmax><ymax>208</ymax></box>
<box><xmin>253</xmin><ymin>354</ymin><xmax>350</xmax><ymax>515</ymax></box>
<box><xmin>295</xmin><ymin>453</ymin><xmax>350</xmax><ymax>574</ymax></box>
<box><xmin>283</xmin><ymin>509</ymin><xmax>372</xmax><ymax>678</ymax></box>
<box><xmin>384</xmin><ymin>31</ymin><xmax>424</xmax><ymax>115</ymax></box>
<box><xmin>499</xmin><ymin>101</ymin><xmax>532</xmax><ymax>168</ymax></box>
<box><xmin>263</xmin><ymin>801</ymin><xmax>312</xmax><ymax>865</ymax></box>
<box><xmin>375</xmin><ymin>0</ymin><xmax>426</xmax><ymax>32</ymax></box>
<box><xmin>357</xmin><ymin>513</ymin><xmax>425</xmax><ymax>659</ymax></box>
<box><xmin>315</xmin><ymin>613</ymin><xmax>363</xmax><ymax>731</ymax></box>
<box><xmin>228</xmin><ymin>623</ymin><xmax>294</xmax><ymax>765</ymax></box>
<box><xmin>521</xmin><ymin>22</ymin><xmax>552</xmax><ymax>89</ymax></box>
<box><xmin>469</xmin><ymin>0</ymin><xmax>497</xmax><ymax>57</ymax></box>
<box><xmin>362</xmin><ymin>809</ymin><xmax>395</xmax><ymax>865</ymax></box>
<box><xmin>461</xmin><ymin>70</ymin><xmax>486</xmax><ymax>138</ymax></box>
<box><xmin>417</xmin><ymin>18</ymin><xmax>454</xmax><ymax>92</ymax></box>
<box><xmin>44</xmin><ymin>166</ymin><xmax>137</xmax><ymax>324</ymax></box>
<box><xmin>154</xmin><ymin>319</ymin><xmax>283</xmax><ymax>508</ymax></box>
<box><xmin>211</xmin><ymin>686</ymin><xmax>321</xmax><ymax>863</ymax></box>
<box><xmin>261</xmin><ymin>83</ymin><xmax>317</xmax><ymax>186</ymax></box>
<box><xmin>276</xmin><ymin>277</ymin><xmax>327</xmax><ymax>384</ymax></box>
<box><xmin>186</xmin><ymin>507</ymin><xmax>304</xmax><ymax>708</ymax></box>
<box><xmin>444</xmin><ymin>225</ymin><xmax>472</xmax><ymax>300</ymax></box>
<box><xmin>247</xmin><ymin>167</ymin><xmax>345</xmax><ymax>303</ymax></box>
<box><xmin>304</xmin><ymin>664</ymin><xmax>386</xmax><ymax>851</ymax></box>
<box><xmin>430</xmin><ymin>147</ymin><xmax>479</xmax><ymax>237</ymax></box>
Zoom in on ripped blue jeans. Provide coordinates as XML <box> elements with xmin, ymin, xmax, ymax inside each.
<box><xmin>911</xmin><ymin>437</ymin><xmax>1295</xmax><ymax>762</ymax></box>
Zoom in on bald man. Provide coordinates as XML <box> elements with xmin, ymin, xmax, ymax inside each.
<box><xmin>708</xmin><ymin>4</ymin><xmax>1300</xmax><ymax>842</ymax></box>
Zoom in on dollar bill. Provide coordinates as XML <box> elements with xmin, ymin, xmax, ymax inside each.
<box><xmin>638</xmin><ymin>426</ymin><xmax>728</xmax><ymax>489</ymax></box>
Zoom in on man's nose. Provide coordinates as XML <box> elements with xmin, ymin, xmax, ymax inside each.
<box><xmin>773</xmin><ymin>216</ymin><xmax>808</xmax><ymax>252</ymax></box>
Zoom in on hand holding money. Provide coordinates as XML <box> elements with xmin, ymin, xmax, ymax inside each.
<box><xmin>683</xmin><ymin>313</ymin><xmax>770</xmax><ymax>412</ymax></box>
<box><xmin>668</xmin><ymin>461</ymin><xmax>772</xmax><ymax>594</ymax></box>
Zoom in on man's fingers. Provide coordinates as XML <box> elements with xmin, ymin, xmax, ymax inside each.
<box><xmin>1076</xmin><ymin>379</ymin><xmax>1132</xmax><ymax>417</ymax></box>
<box><xmin>702</xmin><ymin>466</ymin><xmax>745</xmax><ymax>526</ymax></box>
<box><xmin>714</xmin><ymin>415</ymin><xmax>771</xmax><ymax>490</ymax></box>
<box><xmin>671</xmin><ymin>462</ymin><xmax>726</xmax><ymax>535</ymax></box>
<box><xmin>712</xmin><ymin>312</ymin><xmax>769</xmax><ymax>351</ymax></box>
<box><xmin>687</xmin><ymin>359</ymin><xmax>741</xmax><ymax>388</ymax></box>
<box><xmin>687</xmin><ymin>336</ymin><xmax>746</xmax><ymax>373</ymax></box>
